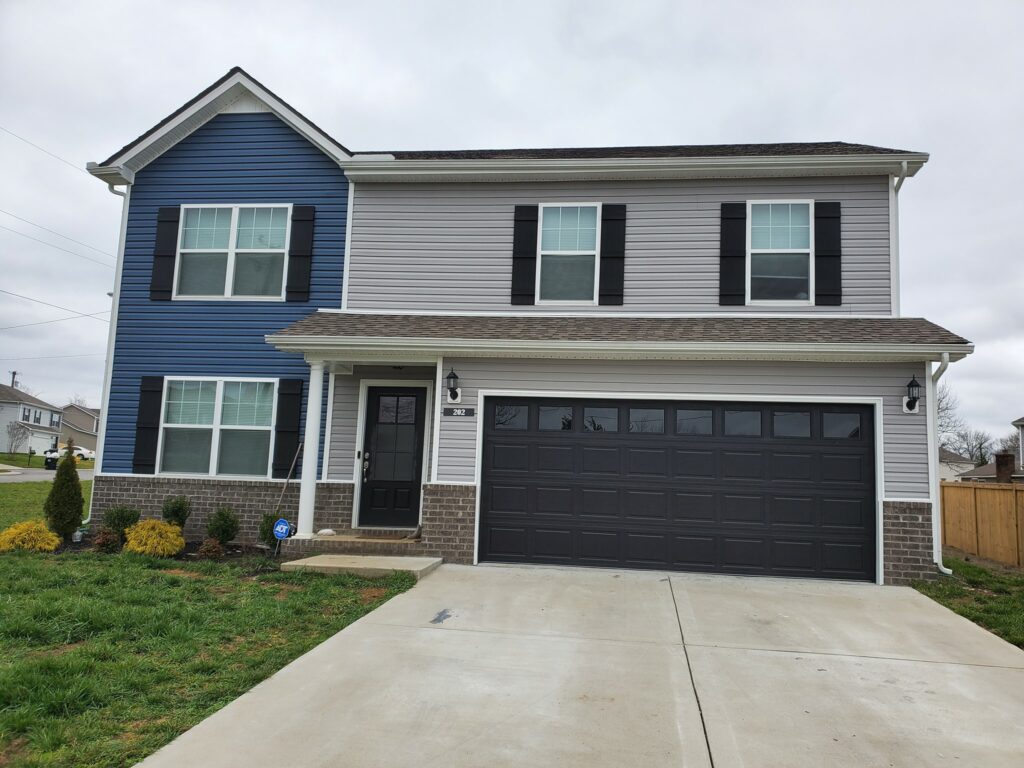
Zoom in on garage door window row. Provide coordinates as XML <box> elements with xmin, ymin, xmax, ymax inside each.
<box><xmin>493</xmin><ymin>402</ymin><xmax>862</xmax><ymax>441</ymax></box>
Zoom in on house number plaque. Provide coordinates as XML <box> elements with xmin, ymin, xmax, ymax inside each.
<box><xmin>443</xmin><ymin>407</ymin><xmax>475</xmax><ymax>417</ymax></box>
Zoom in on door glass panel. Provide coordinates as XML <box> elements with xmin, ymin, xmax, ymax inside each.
<box><xmin>676</xmin><ymin>409</ymin><xmax>713</xmax><ymax>435</ymax></box>
<box><xmin>629</xmin><ymin>408</ymin><xmax>665</xmax><ymax>433</ymax></box>
<box><xmin>371</xmin><ymin>424</ymin><xmax>417</xmax><ymax>481</ymax></box>
<box><xmin>494</xmin><ymin>404</ymin><xmax>528</xmax><ymax>430</ymax></box>
<box><xmin>583</xmin><ymin>407</ymin><xmax>618</xmax><ymax>432</ymax></box>
<box><xmin>376</xmin><ymin>424</ymin><xmax>397</xmax><ymax>452</ymax></box>
<box><xmin>773</xmin><ymin>411</ymin><xmax>811</xmax><ymax>438</ymax></box>
<box><xmin>378</xmin><ymin>396</ymin><xmax>398</xmax><ymax>424</ymax></box>
<box><xmin>724</xmin><ymin>410</ymin><xmax>762</xmax><ymax>436</ymax></box>
<box><xmin>823</xmin><ymin>412</ymin><xmax>861</xmax><ymax>439</ymax></box>
<box><xmin>396</xmin><ymin>396</ymin><xmax>417</xmax><ymax>424</ymax></box>
<box><xmin>539</xmin><ymin>405</ymin><xmax>573</xmax><ymax>431</ymax></box>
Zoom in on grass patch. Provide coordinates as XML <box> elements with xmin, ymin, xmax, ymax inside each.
<box><xmin>0</xmin><ymin>482</ymin><xmax>92</xmax><ymax>531</ymax></box>
<box><xmin>915</xmin><ymin>555</ymin><xmax>1024</xmax><ymax>649</ymax></box>
<box><xmin>0</xmin><ymin>552</ymin><xmax>414</xmax><ymax>767</ymax></box>
<box><xmin>0</xmin><ymin>454</ymin><xmax>95</xmax><ymax>471</ymax></box>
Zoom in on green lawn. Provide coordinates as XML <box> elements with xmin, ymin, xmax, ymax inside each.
<box><xmin>915</xmin><ymin>556</ymin><xmax>1024</xmax><ymax>649</ymax></box>
<box><xmin>0</xmin><ymin>481</ymin><xmax>92</xmax><ymax>531</ymax></box>
<box><xmin>0</xmin><ymin>552</ymin><xmax>414</xmax><ymax>767</ymax></box>
<box><xmin>0</xmin><ymin>454</ymin><xmax>95</xmax><ymax>470</ymax></box>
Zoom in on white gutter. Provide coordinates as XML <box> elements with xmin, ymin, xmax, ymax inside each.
<box><xmin>890</xmin><ymin>160</ymin><xmax>908</xmax><ymax>316</ymax></box>
<box><xmin>928</xmin><ymin>351</ymin><xmax>953</xmax><ymax>575</ymax></box>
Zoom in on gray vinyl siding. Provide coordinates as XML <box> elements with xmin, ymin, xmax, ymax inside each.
<box><xmin>346</xmin><ymin>176</ymin><xmax>892</xmax><ymax>314</ymax></box>
<box><xmin>327</xmin><ymin>365</ymin><xmax>436</xmax><ymax>482</ymax></box>
<box><xmin>434</xmin><ymin>358</ymin><xmax>928</xmax><ymax>498</ymax></box>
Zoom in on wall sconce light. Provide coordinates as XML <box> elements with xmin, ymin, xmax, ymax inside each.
<box><xmin>446</xmin><ymin>368</ymin><xmax>461</xmax><ymax>404</ymax></box>
<box><xmin>903</xmin><ymin>376</ymin><xmax>921</xmax><ymax>414</ymax></box>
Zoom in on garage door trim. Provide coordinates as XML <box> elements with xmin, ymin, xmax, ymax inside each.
<box><xmin>471</xmin><ymin>389</ymin><xmax>885</xmax><ymax>584</ymax></box>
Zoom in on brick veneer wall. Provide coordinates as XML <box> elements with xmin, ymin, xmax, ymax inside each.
<box><xmin>883</xmin><ymin>500</ymin><xmax>937</xmax><ymax>585</ymax></box>
<box><xmin>90</xmin><ymin>475</ymin><xmax>352</xmax><ymax>542</ymax></box>
<box><xmin>419</xmin><ymin>484</ymin><xmax>477</xmax><ymax>564</ymax></box>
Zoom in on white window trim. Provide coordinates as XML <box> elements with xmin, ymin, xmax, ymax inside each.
<box><xmin>155</xmin><ymin>376</ymin><xmax>278</xmax><ymax>479</ymax></box>
<box><xmin>172</xmin><ymin>203</ymin><xmax>292</xmax><ymax>301</ymax></box>
<box><xmin>535</xmin><ymin>202</ymin><xmax>602</xmax><ymax>306</ymax></box>
<box><xmin>745</xmin><ymin>199</ymin><xmax>815</xmax><ymax>307</ymax></box>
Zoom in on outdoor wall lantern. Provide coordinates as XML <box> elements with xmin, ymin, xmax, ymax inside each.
<box><xmin>903</xmin><ymin>375</ymin><xmax>921</xmax><ymax>414</ymax></box>
<box><xmin>446</xmin><ymin>368</ymin><xmax>462</xmax><ymax>404</ymax></box>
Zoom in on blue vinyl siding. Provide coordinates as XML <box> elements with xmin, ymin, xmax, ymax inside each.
<box><xmin>102</xmin><ymin>112</ymin><xmax>346</xmax><ymax>475</ymax></box>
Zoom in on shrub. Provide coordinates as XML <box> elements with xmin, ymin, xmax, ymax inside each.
<box><xmin>44</xmin><ymin>452</ymin><xmax>83</xmax><ymax>542</ymax></box>
<box><xmin>207</xmin><ymin>507</ymin><xmax>240</xmax><ymax>546</ymax></box>
<box><xmin>161</xmin><ymin>496</ymin><xmax>191</xmax><ymax>528</ymax></box>
<box><xmin>124</xmin><ymin>520</ymin><xmax>185</xmax><ymax>557</ymax></box>
<box><xmin>92</xmin><ymin>527</ymin><xmax>122</xmax><ymax>554</ymax></box>
<box><xmin>258</xmin><ymin>513</ymin><xmax>278</xmax><ymax>547</ymax></box>
<box><xmin>0</xmin><ymin>520</ymin><xmax>61</xmax><ymax>553</ymax></box>
<box><xmin>197</xmin><ymin>537</ymin><xmax>225</xmax><ymax>560</ymax></box>
<box><xmin>103</xmin><ymin>506</ymin><xmax>140</xmax><ymax>543</ymax></box>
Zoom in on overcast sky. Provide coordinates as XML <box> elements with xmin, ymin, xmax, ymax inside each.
<box><xmin>0</xmin><ymin>0</ymin><xmax>1021</xmax><ymax>439</ymax></box>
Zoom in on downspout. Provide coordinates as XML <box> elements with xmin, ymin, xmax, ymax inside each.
<box><xmin>84</xmin><ymin>178</ymin><xmax>131</xmax><ymax>524</ymax></box>
<box><xmin>929</xmin><ymin>352</ymin><xmax>952</xmax><ymax>575</ymax></box>
<box><xmin>890</xmin><ymin>161</ymin><xmax>908</xmax><ymax>317</ymax></box>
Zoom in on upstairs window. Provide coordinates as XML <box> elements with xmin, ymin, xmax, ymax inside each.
<box><xmin>50</xmin><ymin>413</ymin><xmax>61</xmax><ymax>429</ymax></box>
<box><xmin>747</xmin><ymin>201</ymin><xmax>813</xmax><ymax>304</ymax></box>
<box><xmin>537</xmin><ymin>204</ymin><xmax>600</xmax><ymax>303</ymax></box>
<box><xmin>33</xmin><ymin>410</ymin><xmax>41</xmax><ymax>424</ymax></box>
<box><xmin>175</xmin><ymin>205</ymin><xmax>291</xmax><ymax>300</ymax></box>
<box><xmin>21</xmin><ymin>407</ymin><xmax>30</xmax><ymax>422</ymax></box>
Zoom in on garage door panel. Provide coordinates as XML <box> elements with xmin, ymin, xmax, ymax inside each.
<box><xmin>481</xmin><ymin>398</ymin><xmax>875</xmax><ymax>580</ymax></box>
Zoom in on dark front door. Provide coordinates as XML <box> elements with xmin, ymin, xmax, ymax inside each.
<box><xmin>480</xmin><ymin>398</ymin><xmax>876</xmax><ymax>581</ymax></box>
<box><xmin>359</xmin><ymin>387</ymin><xmax>427</xmax><ymax>527</ymax></box>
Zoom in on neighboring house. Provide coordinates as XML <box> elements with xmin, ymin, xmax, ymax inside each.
<box><xmin>60</xmin><ymin>403</ymin><xmax>101</xmax><ymax>451</ymax></box>
<box><xmin>955</xmin><ymin>416</ymin><xmax>1024</xmax><ymax>483</ymax></box>
<box><xmin>939</xmin><ymin>448</ymin><xmax>974</xmax><ymax>481</ymax></box>
<box><xmin>0</xmin><ymin>384</ymin><xmax>63</xmax><ymax>455</ymax></box>
<box><xmin>86</xmin><ymin>68</ymin><xmax>974</xmax><ymax>586</ymax></box>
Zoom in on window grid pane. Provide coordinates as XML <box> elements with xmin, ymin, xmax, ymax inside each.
<box><xmin>541</xmin><ymin>205</ymin><xmax>598</xmax><ymax>253</ymax></box>
<box><xmin>235</xmin><ymin>207</ymin><xmax>288</xmax><ymax>250</ymax></box>
<box><xmin>181</xmin><ymin>207</ymin><xmax>232</xmax><ymax>249</ymax></box>
<box><xmin>221</xmin><ymin>381</ymin><xmax>274</xmax><ymax>427</ymax></box>
<box><xmin>165</xmin><ymin>381</ymin><xmax>217</xmax><ymax>425</ymax></box>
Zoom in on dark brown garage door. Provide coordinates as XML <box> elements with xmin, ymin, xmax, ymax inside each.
<box><xmin>480</xmin><ymin>398</ymin><xmax>876</xmax><ymax>580</ymax></box>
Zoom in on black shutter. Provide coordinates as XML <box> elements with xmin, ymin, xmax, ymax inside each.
<box><xmin>272</xmin><ymin>378</ymin><xmax>304</xmax><ymax>479</ymax></box>
<box><xmin>132</xmin><ymin>377</ymin><xmax>164</xmax><ymax>474</ymax></box>
<box><xmin>598</xmin><ymin>204</ymin><xmax>626</xmax><ymax>305</ymax></box>
<box><xmin>511</xmin><ymin>205</ymin><xmax>538</xmax><ymax>305</ymax></box>
<box><xmin>719</xmin><ymin>203</ymin><xmax>746</xmax><ymax>305</ymax></box>
<box><xmin>150</xmin><ymin>207</ymin><xmax>180</xmax><ymax>300</ymax></box>
<box><xmin>286</xmin><ymin>206</ymin><xmax>315</xmax><ymax>302</ymax></box>
<box><xmin>814</xmin><ymin>202</ymin><xmax>842</xmax><ymax>306</ymax></box>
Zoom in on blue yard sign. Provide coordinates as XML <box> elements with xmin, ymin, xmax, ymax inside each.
<box><xmin>273</xmin><ymin>519</ymin><xmax>292</xmax><ymax>540</ymax></box>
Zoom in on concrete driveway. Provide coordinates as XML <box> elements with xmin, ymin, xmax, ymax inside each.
<box><xmin>138</xmin><ymin>565</ymin><xmax>1024</xmax><ymax>768</ymax></box>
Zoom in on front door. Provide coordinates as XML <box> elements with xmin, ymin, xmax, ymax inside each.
<box><xmin>359</xmin><ymin>387</ymin><xmax>427</xmax><ymax>527</ymax></box>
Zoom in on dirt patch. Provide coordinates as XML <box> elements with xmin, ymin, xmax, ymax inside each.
<box><xmin>944</xmin><ymin>546</ymin><xmax>1023</xmax><ymax>575</ymax></box>
<box><xmin>272</xmin><ymin>583</ymin><xmax>305</xmax><ymax>601</ymax></box>
<box><xmin>0</xmin><ymin>738</ymin><xmax>28</xmax><ymax>767</ymax></box>
<box><xmin>116</xmin><ymin>718</ymin><xmax>168</xmax><ymax>744</ymax></box>
<box><xmin>34</xmin><ymin>640</ymin><xmax>85</xmax><ymax>658</ymax></box>
<box><xmin>358</xmin><ymin>586</ymin><xmax>388</xmax><ymax>605</ymax></box>
<box><xmin>159</xmin><ymin>568</ymin><xmax>204</xmax><ymax>579</ymax></box>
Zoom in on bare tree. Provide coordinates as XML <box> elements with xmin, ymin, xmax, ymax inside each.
<box><xmin>995</xmin><ymin>430</ymin><xmax>1021</xmax><ymax>460</ymax></box>
<box><xmin>947</xmin><ymin>427</ymin><xmax>994</xmax><ymax>467</ymax></box>
<box><xmin>6</xmin><ymin>421</ymin><xmax>29</xmax><ymax>453</ymax></box>
<box><xmin>936</xmin><ymin>382</ymin><xmax>965</xmax><ymax>448</ymax></box>
<box><xmin>70</xmin><ymin>394</ymin><xmax>90</xmax><ymax>407</ymax></box>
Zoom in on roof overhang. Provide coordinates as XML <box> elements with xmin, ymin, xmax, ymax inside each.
<box><xmin>339</xmin><ymin>153</ymin><xmax>929</xmax><ymax>184</ymax></box>
<box><xmin>87</xmin><ymin>68</ymin><xmax>351</xmax><ymax>186</ymax></box>
<box><xmin>267</xmin><ymin>333</ymin><xmax>972</xmax><ymax>364</ymax></box>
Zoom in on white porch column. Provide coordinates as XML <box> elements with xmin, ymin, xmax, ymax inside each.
<box><xmin>296</xmin><ymin>360</ymin><xmax>325</xmax><ymax>538</ymax></box>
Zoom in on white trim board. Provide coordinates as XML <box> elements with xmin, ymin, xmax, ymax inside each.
<box><xmin>469</xmin><ymin>388</ymin><xmax>887</xmax><ymax>584</ymax></box>
<box><xmin>350</xmin><ymin>379</ymin><xmax>434</xmax><ymax>530</ymax></box>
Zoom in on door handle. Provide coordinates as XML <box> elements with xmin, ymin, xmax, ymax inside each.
<box><xmin>362</xmin><ymin>452</ymin><xmax>371</xmax><ymax>483</ymax></box>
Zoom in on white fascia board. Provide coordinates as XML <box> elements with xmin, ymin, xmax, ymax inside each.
<box><xmin>88</xmin><ymin>72</ymin><xmax>350</xmax><ymax>183</ymax></box>
<box><xmin>339</xmin><ymin>153</ymin><xmax>929</xmax><ymax>183</ymax></box>
<box><xmin>266</xmin><ymin>333</ymin><xmax>972</xmax><ymax>363</ymax></box>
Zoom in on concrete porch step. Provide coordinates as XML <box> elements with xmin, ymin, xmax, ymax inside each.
<box><xmin>280</xmin><ymin>532</ymin><xmax>429</xmax><ymax>558</ymax></box>
<box><xmin>281</xmin><ymin>554</ymin><xmax>442</xmax><ymax>580</ymax></box>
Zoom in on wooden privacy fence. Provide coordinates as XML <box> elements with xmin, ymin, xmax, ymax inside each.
<box><xmin>941</xmin><ymin>481</ymin><xmax>1024</xmax><ymax>567</ymax></box>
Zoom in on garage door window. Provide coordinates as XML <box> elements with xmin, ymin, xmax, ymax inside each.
<box><xmin>583</xmin><ymin>407</ymin><xmax>618</xmax><ymax>432</ymax></box>
<box><xmin>676</xmin><ymin>409</ymin><xmax>713</xmax><ymax>435</ymax></box>
<box><xmin>539</xmin><ymin>405</ymin><xmax>573</xmax><ymax>431</ymax></box>
<box><xmin>773</xmin><ymin>411</ymin><xmax>811</xmax><ymax>438</ymax></box>
<box><xmin>493</xmin><ymin>404</ymin><xmax>529</xmax><ymax>430</ymax></box>
<box><xmin>823</xmin><ymin>412</ymin><xmax>861</xmax><ymax>439</ymax></box>
<box><xmin>628</xmin><ymin>408</ymin><xmax>664</xmax><ymax>433</ymax></box>
<box><xmin>724</xmin><ymin>410</ymin><xmax>762</xmax><ymax>436</ymax></box>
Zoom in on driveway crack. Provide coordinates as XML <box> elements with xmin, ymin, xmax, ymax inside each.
<box><xmin>668</xmin><ymin>577</ymin><xmax>715</xmax><ymax>768</ymax></box>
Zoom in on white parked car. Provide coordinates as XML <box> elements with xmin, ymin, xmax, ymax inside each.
<box><xmin>44</xmin><ymin>446</ymin><xmax>95</xmax><ymax>461</ymax></box>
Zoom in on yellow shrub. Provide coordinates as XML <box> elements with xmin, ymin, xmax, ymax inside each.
<box><xmin>0</xmin><ymin>520</ymin><xmax>61</xmax><ymax>553</ymax></box>
<box><xmin>123</xmin><ymin>519</ymin><xmax>185</xmax><ymax>557</ymax></box>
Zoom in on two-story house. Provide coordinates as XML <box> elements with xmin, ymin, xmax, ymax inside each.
<box><xmin>86</xmin><ymin>69</ymin><xmax>972</xmax><ymax>585</ymax></box>
<box><xmin>0</xmin><ymin>383</ymin><xmax>62</xmax><ymax>455</ymax></box>
<box><xmin>60</xmin><ymin>403</ymin><xmax>100</xmax><ymax>452</ymax></box>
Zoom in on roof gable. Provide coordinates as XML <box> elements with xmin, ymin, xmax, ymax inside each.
<box><xmin>0</xmin><ymin>383</ymin><xmax>61</xmax><ymax>411</ymax></box>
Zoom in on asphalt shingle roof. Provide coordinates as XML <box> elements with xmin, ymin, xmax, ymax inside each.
<box><xmin>0</xmin><ymin>384</ymin><xmax>61</xmax><ymax>411</ymax></box>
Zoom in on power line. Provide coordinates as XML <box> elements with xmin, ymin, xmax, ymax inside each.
<box><xmin>0</xmin><ymin>288</ymin><xmax>111</xmax><ymax>323</ymax></box>
<box><xmin>0</xmin><ymin>311</ymin><xmax>110</xmax><ymax>331</ymax></box>
<box><xmin>0</xmin><ymin>125</ymin><xmax>88</xmax><ymax>175</ymax></box>
<box><xmin>0</xmin><ymin>353</ymin><xmax>105</xmax><ymax>361</ymax></box>
<box><xmin>0</xmin><ymin>209</ymin><xmax>114</xmax><ymax>257</ymax></box>
<box><xmin>0</xmin><ymin>224</ymin><xmax>114</xmax><ymax>268</ymax></box>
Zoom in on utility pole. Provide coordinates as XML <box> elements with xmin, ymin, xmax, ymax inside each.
<box><xmin>8</xmin><ymin>370</ymin><xmax>17</xmax><ymax>388</ymax></box>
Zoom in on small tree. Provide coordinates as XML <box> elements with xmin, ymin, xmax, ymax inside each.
<box><xmin>207</xmin><ymin>507</ymin><xmax>240</xmax><ymax>546</ymax></box>
<box><xmin>44</xmin><ymin>449</ymin><xmax>83</xmax><ymax>542</ymax></box>
<box><xmin>6</xmin><ymin>421</ymin><xmax>29</xmax><ymax>454</ymax></box>
<box><xmin>161</xmin><ymin>496</ymin><xmax>192</xmax><ymax>528</ymax></box>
